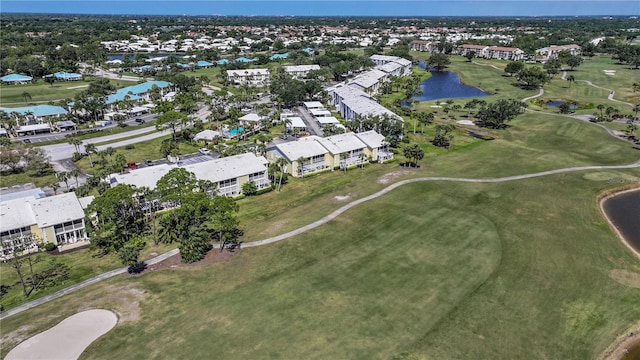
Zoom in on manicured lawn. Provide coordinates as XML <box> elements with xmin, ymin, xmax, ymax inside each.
<box><xmin>0</xmin><ymin>170</ymin><xmax>58</xmax><ymax>188</ymax></box>
<box><xmin>2</xmin><ymin>169</ymin><xmax>639</xmax><ymax>359</ymax></box>
<box><xmin>0</xmin><ymin>78</ymin><xmax>137</xmax><ymax>106</ymax></box>
<box><xmin>0</xmin><ymin>242</ymin><xmax>176</xmax><ymax>312</ymax></box>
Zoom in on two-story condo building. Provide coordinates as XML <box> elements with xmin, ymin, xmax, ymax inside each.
<box><xmin>111</xmin><ymin>153</ymin><xmax>270</xmax><ymax>198</ymax></box>
<box><xmin>226</xmin><ymin>69</ymin><xmax>270</xmax><ymax>86</ymax></box>
<box><xmin>283</xmin><ymin>64</ymin><xmax>321</xmax><ymax>79</ymax></box>
<box><xmin>1</xmin><ymin>192</ymin><xmax>91</xmax><ymax>259</ymax></box>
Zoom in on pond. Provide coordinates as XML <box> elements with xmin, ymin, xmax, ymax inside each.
<box><xmin>601</xmin><ymin>189</ymin><xmax>640</xmax><ymax>254</ymax></box>
<box><xmin>546</xmin><ymin>100</ymin><xmax>578</xmax><ymax>109</ymax></box>
<box><xmin>405</xmin><ymin>62</ymin><xmax>491</xmax><ymax>103</ymax></box>
<box><xmin>622</xmin><ymin>340</ymin><xmax>640</xmax><ymax>360</ymax></box>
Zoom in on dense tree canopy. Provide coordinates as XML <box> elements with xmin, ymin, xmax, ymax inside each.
<box><xmin>475</xmin><ymin>99</ymin><xmax>525</xmax><ymax>129</ymax></box>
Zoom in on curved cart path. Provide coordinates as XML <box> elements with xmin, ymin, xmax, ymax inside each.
<box><xmin>3</xmin><ymin>161</ymin><xmax>640</xmax><ymax>320</ymax></box>
<box><xmin>576</xmin><ymin>80</ymin><xmax>634</xmax><ymax>107</ymax></box>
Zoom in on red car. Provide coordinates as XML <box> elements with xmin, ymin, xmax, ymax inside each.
<box><xmin>127</xmin><ymin>161</ymin><xmax>138</xmax><ymax>169</ymax></box>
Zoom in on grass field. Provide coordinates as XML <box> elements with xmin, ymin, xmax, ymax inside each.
<box><xmin>0</xmin><ymin>78</ymin><xmax>137</xmax><ymax>106</ymax></box>
<box><xmin>1</xmin><ymin>109</ymin><xmax>639</xmax><ymax>359</ymax></box>
<box><xmin>0</xmin><ymin>170</ymin><xmax>58</xmax><ymax>189</ymax></box>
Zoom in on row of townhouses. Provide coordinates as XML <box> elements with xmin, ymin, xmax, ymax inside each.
<box><xmin>410</xmin><ymin>40</ymin><xmax>582</xmax><ymax>62</ymax></box>
<box><xmin>266</xmin><ymin>130</ymin><xmax>394</xmax><ymax>177</ymax></box>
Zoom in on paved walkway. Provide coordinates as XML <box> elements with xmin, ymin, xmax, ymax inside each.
<box><xmin>577</xmin><ymin>80</ymin><xmax>634</xmax><ymax>107</ymax></box>
<box><xmin>3</xmin><ymin>160</ymin><xmax>640</xmax><ymax>319</ymax></box>
<box><xmin>521</xmin><ymin>88</ymin><xmax>544</xmax><ymax>103</ymax></box>
<box><xmin>0</xmin><ymin>249</ymin><xmax>178</xmax><ymax>320</ymax></box>
<box><xmin>471</xmin><ymin>60</ymin><xmax>502</xmax><ymax>71</ymax></box>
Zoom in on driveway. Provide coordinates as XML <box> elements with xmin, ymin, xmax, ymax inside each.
<box><xmin>296</xmin><ymin>106</ymin><xmax>324</xmax><ymax>136</ymax></box>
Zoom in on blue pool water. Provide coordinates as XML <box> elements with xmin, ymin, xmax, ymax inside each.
<box><xmin>227</xmin><ymin>127</ymin><xmax>244</xmax><ymax>135</ymax></box>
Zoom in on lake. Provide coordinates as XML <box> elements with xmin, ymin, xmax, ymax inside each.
<box><xmin>602</xmin><ymin>189</ymin><xmax>640</xmax><ymax>254</ymax></box>
<box><xmin>407</xmin><ymin>61</ymin><xmax>491</xmax><ymax>102</ymax></box>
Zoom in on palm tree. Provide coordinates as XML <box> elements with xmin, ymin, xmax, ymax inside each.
<box><xmin>633</xmin><ymin>103</ymin><xmax>640</xmax><ymax>121</ymax></box>
<box><xmin>49</xmin><ymin>182</ymin><xmax>60</xmax><ymax>195</ymax></box>
<box><xmin>68</xmin><ymin>138</ymin><xmax>83</xmax><ymax>154</ymax></box>
<box><xmin>84</xmin><ymin>143</ymin><xmax>97</xmax><ymax>167</ymax></box>
<box><xmin>566</xmin><ymin>75</ymin><xmax>575</xmax><ymax>88</ymax></box>
<box><xmin>275</xmin><ymin>157</ymin><xmax>288</xmax><ymax>191</ymax></box>
<box><xmin>69</xmin><ymin>169</ymin><xmax>81</xmax><ymax>188</ymax></box>
<box><xmin>282</xmin><ymin>117</ymin><xmax>292</xmax><ymax>135</ymax></box>
<box><xmin>418</xmin><ymin>112</ymin><xmax>435</xmax><ymax>133</ymax></box>
<box><xmin>57</xmin><ymin>172</ymin><xmax>70</xmax><ymax>192</ymax></box>
<box><xmin>296</xmin><ymin>156</ymin><xmax>306</xmax><ymax>179</ymax></box>
<box><xmin>21</xmin><ymin>92</ymin><xmax>32</xmax><ymax>104</ymax></box>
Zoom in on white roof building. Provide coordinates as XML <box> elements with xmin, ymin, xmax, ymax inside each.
<box><xmin>303</xmin><ymin>101</ymin><xmax>325</xmax><ymax>110</ymax></box>
<box><xmin>348</xmin><ymin>69</ymin><xmax>388</xmax><ymax>95</ymax></box>
<box><xmin>369</xmin><ymin>55</ymin><xmax>412</xmax><ymax>77</ymax></box>
<box><xmin>284</xmin><ymin>64</ymin><xmax>321</xmax><ymax>79</ymax></box>
<box><xmin>226</xmin><ymin>69</ymin><xmax>270</xmax><ymax>86</ymax></box>
<box><xmin>316</xmin><ymin>116</ymin><xmax>340</xmax><ymax>125</ymax></box>
<box><xmin>316</xmin><ymin>133</ymin><xmax>367</xmax><ymax>156</ymax></box>
<box><xmin>284</xmin><ymin>117</ymin><xmax>307</xmax><ymax>130</ymax></box>
<box><xmin>310</xmin><ymin>109</ymin><xmax>332</xmax><ymax>118</ymax></box>
<box><xmin>0</xmin><ymin>198</ymin><xmax>37</xmax><ymax>234</ymax></box>
<box><xmin>27</xmin><ymin>193</ymin><xmax>86</xmax><ymax>229</ymax></box>
<box><xmin>1</xmin><ymin>192</ymin><xmax>89</xmax><ymax>255</ymax></box>
<box><xmin>111</xmin><ymin>153</ymin><xmax>270</xmax><ymax>197</ymax></box>
<box><xmin>268</xmin><ymin>136</ymin><xmax>329</xmax><ymax>162</ymax></box>
<box><xmin>239</xmin><ymin>113</ymin><xmax>261</xmax><ymax>122</ymax></box>
<box><xmin>194</xmin><ymin>129</ymin><xmax>222</xmax><ymax>142</ymax></box>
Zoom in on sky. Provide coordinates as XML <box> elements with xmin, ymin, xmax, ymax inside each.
<box><xmin>1</xmin><ymin>1</ymin><xmax>638</xmax><ymax>17</ymax></box>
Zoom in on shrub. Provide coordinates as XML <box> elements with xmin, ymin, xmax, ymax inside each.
<box><xmin>256</xmin><ymin>186</ymin><xmax>274</xmax><ymax>195</ymax></box>
<box><xmin>71</xmin><ymin>152</ymin><xmax>83</xmax><ymax>162</ymax></box>
<box><xmin>125</xmin><ymin>144</ymin><xmax>135</xmax><ymax>150</ymax></box>
<box><xmin>44</xmin><ymin>242</ymin><xmax>57</xmax><ymax>251</ymax></box>
<box><xmin>127</xmin><ymin>262</ymin><xmax>147</xmax><ymax>274</ymax></box>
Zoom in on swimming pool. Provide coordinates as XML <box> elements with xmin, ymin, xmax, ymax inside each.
<box><xmin>227</xmin><ymin>127</ymin><xmax>244</xmax><ymax>135</ymax></box>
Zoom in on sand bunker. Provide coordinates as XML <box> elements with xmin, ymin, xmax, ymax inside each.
<box><xmin>5</xmin><ymin>309</ymin><xmax>117</xmax><ymax>360</ymax></box>
<box><xmin>334</xmin><ymin>194</ymin><xmax>351</xmax><ymax>201</ymax></box>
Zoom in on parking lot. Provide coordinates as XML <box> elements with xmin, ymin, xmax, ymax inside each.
<box><xmin>176</xmin><ymin>153</ymin><xmax>217</xmax><ymax>166</ymax></box>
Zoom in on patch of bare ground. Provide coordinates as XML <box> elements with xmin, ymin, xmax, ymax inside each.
<box><xmin>261</xmin><ymin>220</ymin><xmax>287</xmax><ymax>237</ymax></box>
<box><xmin>333</xmin><ymin>194</ymin><xmax>352</xmax><ymax>202</ymax></box>
<box><xmin>378</xmin><ymin>170</ymin><xmax>412</xmax><ymax>184</ymax></box>
<box><xmin>140</xmin><ymin>248</ymin><xmax>240</xmax><ymax>273</ymax></box>
<box><xmin>598</xmin><ymin>322</ymin><xmax>640</xmax><ymax>360</ymax></box>
<box><xmin>609</xmin><ymin>269</ymin><xmax>640</xmax><ymax>289</ymax></box>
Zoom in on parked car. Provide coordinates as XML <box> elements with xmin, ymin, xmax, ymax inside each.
<box><xmin>144</xmin><ymin>159</ymin><xmax>154</xmax><ymax>166</ymax></box>
<box><xmin>135</xmin><ymin>118</ymin><xmax>145</xmax><ymax>123</ymax></box>
<box><xmin>199</xmin><ymin>147</ymin><xmax>212</xmax><ymax>155</ymax></box>
<box><xmin>127</xmin><ymin>161</ymin><xmax>138</xmax><ymax>169</ymax></box>
<box><xmin>23</xmin><ymin>139</ymin><xmax>31</xmax><ymax>143</ymax></box>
